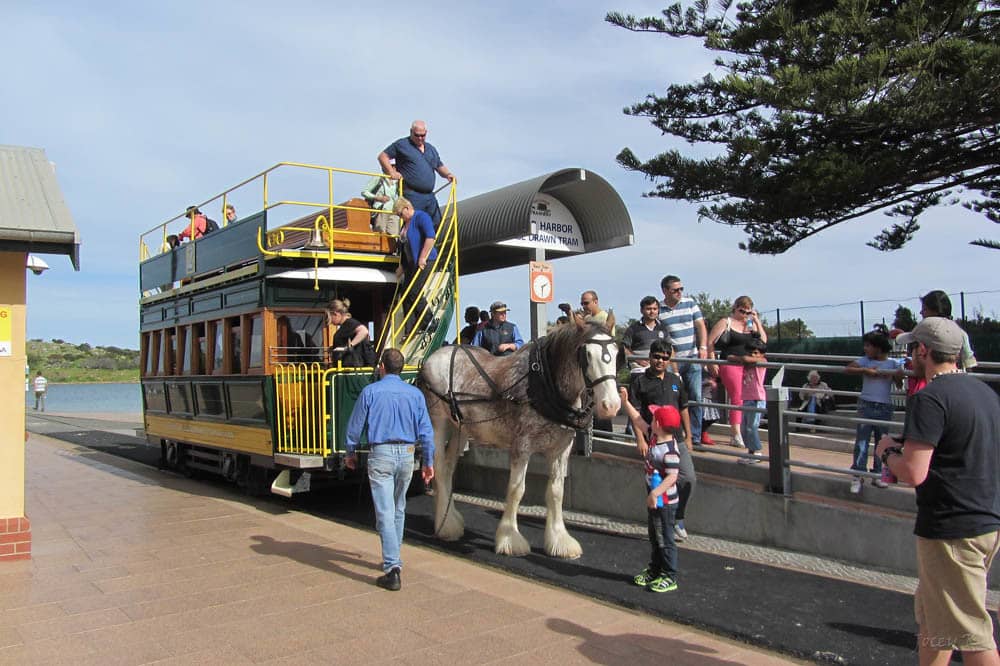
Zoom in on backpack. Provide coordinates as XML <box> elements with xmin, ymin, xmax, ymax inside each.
<box><xmin>204</xmin><ymin>217</ymin><xmax>220</xmax><ymax>234</ymax></box>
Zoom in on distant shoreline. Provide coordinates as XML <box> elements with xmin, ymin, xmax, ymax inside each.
<box><xmin>27</xmin><ymin>381</ymin><xmax>140</xmax><ymax>386</ymax></box>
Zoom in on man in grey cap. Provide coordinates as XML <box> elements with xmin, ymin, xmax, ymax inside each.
<box><xmin>471</xmin><ymin>301</ymin><xmax>524</xmax><ymax>356</ymax></box>
<box><xmin>876</xmin><ymin>317</ymin><xmax>1000</xmax><ymax>665</ymax></box>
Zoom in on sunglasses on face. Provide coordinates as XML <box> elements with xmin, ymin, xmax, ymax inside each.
<box><xmin>650</xmin><ymin>354</ymin><xmax>671</xmax><ymax>361</ymax></box>
<box><xmin>668</xmin><ymin>287</ymin><xmax>683</xmax><ymax>293</ymax></box>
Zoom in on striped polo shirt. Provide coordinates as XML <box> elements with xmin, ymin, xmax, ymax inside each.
<box><xmin>646</xmin><ymin>438</ymin><xmax>681</xmax><ymax>506</ymax></box>
<box><xmin>658</xmin><ymin>296</ymin><xmax>704</xmax><ymax>358</ymax></box>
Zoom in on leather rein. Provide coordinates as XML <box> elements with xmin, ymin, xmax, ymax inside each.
<box><xmin>423</xmin><ymin>331</ymin><xmax>617</xmax><ymax>430</ymax></box>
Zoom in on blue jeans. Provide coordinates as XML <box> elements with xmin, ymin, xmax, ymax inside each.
<box><xmin>741</xmin><ymin>400</ymin><xmax>765</xmax><ymax>453</ymax></box>
<box><xmin>852</xmin><ymin>400</ymin><xmax>894</xmax><ymax>473</ymax></box>
<box><xmin>677</xmin><ymin>360</ymin><xmax>702</xmax><ymax>442</ymax></box>
<box><xmin>647</xmin><ymin>503</ymin><xmax>678</xmax><ymax>579</ymax></box>
<box><xmin>367</xmin><ymin>444</ymin><xmax>414</xmax><ymax>572</ymax></box>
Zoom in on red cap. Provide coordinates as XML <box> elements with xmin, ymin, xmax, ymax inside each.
<box><xmin>650</xmin><ymin>404</ymin><xmax>681</xmax><ymax>431</ymax></box>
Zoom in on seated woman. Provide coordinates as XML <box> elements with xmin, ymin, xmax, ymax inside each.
<box><xmin>328</xmin><ymin>298</ymin><xmax>375</xmax><ymax>367</ymax></box>
<box><xmin>706</xmin><ymin>296</ymin><xmax>767</xmax><ymax>449</ymax></box>
<box><xmin>799</xmin><ymin>370</ymin><xmax>834</xmax><ymax>430</ymax></box>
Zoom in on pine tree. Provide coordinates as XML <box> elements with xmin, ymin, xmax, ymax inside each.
<box><xmin>607</xmin><ymin>1</ymin><xmax>1000</xmax><ymax>252</ymax></box>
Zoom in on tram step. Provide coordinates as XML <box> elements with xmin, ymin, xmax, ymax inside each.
<box><xmin>274</xmin><ymin>453</ymin><xmax>325</xmax><ymax>469</ymax></box>
<box><xmin>271</xmin><ymin>470</ymin><xmax>312</xmax><ymax>498</ymax></box>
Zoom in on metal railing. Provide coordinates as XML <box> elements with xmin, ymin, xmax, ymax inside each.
<box><xmin>597</xmin><ymin>352</ymin><xmax>1000</xmax><ymax>497</ymax></box>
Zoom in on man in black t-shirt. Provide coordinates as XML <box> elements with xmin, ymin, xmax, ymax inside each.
<box><xmin>621</xmin><ymin>340</ymin><xmax>697</xmax><ymax>542</ymax></box>
<box><xmin>876</xmin><ymin>317</ymin><xmax>1000</xmax><ymax>664</ymax></box>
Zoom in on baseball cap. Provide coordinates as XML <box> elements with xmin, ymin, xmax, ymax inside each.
<box><xmin>895</xmin><ymin>317</ymin><xmax>964</xmax><ymax>355</ymax></box>
<box><xmin>649</xmin><ymin>404</ymin><xmax>681</xmax><ymax>431</ymax></box>
<box><xmin>489</xmin><ymin>301</ymin><xmax>509</xmax><ymax>313</ymax></box>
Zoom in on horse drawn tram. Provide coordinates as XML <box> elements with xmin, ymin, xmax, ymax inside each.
<box><xmin>137</xmin><ymin>162</ymin><xmax>459</xmax><ymax>495</ymax></box>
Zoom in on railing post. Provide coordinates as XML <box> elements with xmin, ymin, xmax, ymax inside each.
<box><xmin>859</xmin><ymin>300</ymin><xmax>865</xmax><ymax>335</ymax></box>
<box><xmin>765</xmin><ymin>384</ymin><xmax>790</xmax><ymax>495</ymax></box>
<box><xmin>574</xmin><ymin>423</ymin><xmax>593</xmax><ymax>457</ymax></box>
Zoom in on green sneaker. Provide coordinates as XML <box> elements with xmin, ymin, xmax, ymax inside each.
<box><xmin>647</xmin><ymin>576</ymin><xmax>678</xmax><ymax>593</ymax></box>
<box><xmin>633</xmin><ymin>567</ymin><xmax>656</xmax><ymax>587</ymax></box>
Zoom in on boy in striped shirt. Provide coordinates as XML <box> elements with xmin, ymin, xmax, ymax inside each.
<box><xmin>632</xmin><ymin>404</ymin><xmax>682</xmax><ymax>592</ymax></box>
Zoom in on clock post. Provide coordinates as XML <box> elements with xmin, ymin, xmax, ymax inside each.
<box><xmin>528</xmin><ymin>255</ymin><xmax>553</xmax><ymax>341</ymax></box>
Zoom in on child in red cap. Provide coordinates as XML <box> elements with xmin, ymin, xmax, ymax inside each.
<box><xmin>629</xmin><ymin>403</ymin><xmax>682</xmax><ymax>592</ymax></box>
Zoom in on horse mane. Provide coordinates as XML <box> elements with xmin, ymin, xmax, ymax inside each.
<box><xmin>535</xmin><ymin>315</ymin><xmax>615</xmax><ymax>419</ymax></box>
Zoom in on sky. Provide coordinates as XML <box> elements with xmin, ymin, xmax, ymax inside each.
<box><xmin>5</xmin><ymin>1</ymin><xmax>998</xmax><ymax>349</ymax></box>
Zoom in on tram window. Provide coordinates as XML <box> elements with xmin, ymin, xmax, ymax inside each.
<box><xmin>140</xmin><ymin>334</ymin><xmax>149</xmax><ymax>378</ymax></box>
<box><xmin>162</xmin><ymin>329</ymin><xmax>175</xmax><ymax>376</ymax></box>
<box><xmin>211</xmin><ymin>320</ymin><xmax>224</xmax><ymax>375</ymax></box>
<box><xmin>228</xmin><ymin>317</ymin><xmax>242</xmax><ymax>374</ymax></box>
<box><xmin>178</xmin><ymin>326</ymin><xmax>190</xmax><ymax>375</ymax></box>
<box><xmin>149</xmin><ymin>331</ymin><xmax>161</xmax><ymax>375</ymax></box>
<box><xmin>166</xmin><ymin>381</ymin><xmax>192</xmax><ymax>415</ymax></box>
<box><xmin>143</xmin><ymin>382</ymin><xmax>167</xmax><ymax>412</ymax></box>
<box><xmin>276</xmin><ymin>314</ymin><xmax>324</xmax><ymax>363</ymax></box>
<box><xmin>228</xmin><ymin>381</ymin><xmax>266</xmax><ymax>422</ymax></box>
<box><xmin>194</xmin><ymin>382</ymin><xmax>225</xmax><ymax>417</ymax></box>
<box><xmin>192</xmin><ymin>323</ymin><xmax>206</xmax><ymax>375</ymax></box>
<box><xmin>247</xmin><ymin>314</ymin><xmax>263</xmax><ymax>369</ymax></box>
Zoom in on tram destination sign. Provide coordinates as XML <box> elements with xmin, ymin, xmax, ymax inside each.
<box><xmin>497</xmin><ymin>193</ymin><xmax>584</xmax><ymax>253</ymax></box>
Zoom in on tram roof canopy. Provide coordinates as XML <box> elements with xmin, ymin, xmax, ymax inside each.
<box><xmin>455</xmin><ymin>168</ymin><xmax>633</xmax><ymax>276</ymax></box>
<box><xmin>0</xmin><ymin>145</ymin><xmax>80</xmax><ymax>269</ymax></box>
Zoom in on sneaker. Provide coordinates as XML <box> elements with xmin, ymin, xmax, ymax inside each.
<box><xmin>850</xmin><ymin>477</ymin><xmax>863</xmax><ymax>494</ymax></box>
<box><xmin>376</xmin><ymin>567</ymin><xmax>401</xmax><ymax>591</ymax></box>
<box><xmin>738</xmin><ymin>454</ymin><xmax>763</xmax><ymax>465</ymax></box>
<box><xmin>872</xmin><ymin>477</ymin><xmax>889</xmax><ymax>489</ymax></box>
<box><xmin>731</xmin><ymin>432</ymin><xmax>745</xmax><ymax>448</ymax></box>
<box><xmin>700</xmin><ymin>433</ymin><xmax>716</xmax><ymax>446</ymax></box>
<box><xmin>633</xmin><ymin>567</ymin><xmax>656</xmax><ymax>587</ymax></box>
<box><xmin>673</xmin><ymin>522</ymin><xmax>688</xmax><ymax>540</ymax></box>
<box><xmin>647</xmin><ymin>576</ymin><xmax>678</xmax><ymax>593</ymax></box>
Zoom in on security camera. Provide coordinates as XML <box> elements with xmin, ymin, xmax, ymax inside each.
<box><xmin>26</xmin><ymin>255</ymin><xmax>49</xmax><ymax>276</ymax></box>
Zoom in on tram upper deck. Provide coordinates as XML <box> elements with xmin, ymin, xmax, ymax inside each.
<box><xmin>137</xmin><ymin>162</ymin><xmax>460</xmax><ymax>366</ymax></box>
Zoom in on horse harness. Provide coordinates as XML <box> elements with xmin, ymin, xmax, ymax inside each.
<box><xmin>424</xmin><ymin>331</ymin><xmax>617</xmax><ymax>430</ymax></box>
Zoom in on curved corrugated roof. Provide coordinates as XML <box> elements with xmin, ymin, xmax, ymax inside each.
<box><xmin>456</xmin><ymin>168</ymin><xmax>633</xmax><ymax>275</ymax></box>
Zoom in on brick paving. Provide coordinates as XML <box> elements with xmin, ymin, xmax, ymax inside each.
<box><xmin>0</xmin><ymin>433</ymin><xmax>808</xmax><ymax>665</ymax></box>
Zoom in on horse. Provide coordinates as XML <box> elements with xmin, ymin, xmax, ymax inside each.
<box><xmin>419</xmin><ymin>313</ymin><xmax>620</xmax><ymax>558</ymax></box>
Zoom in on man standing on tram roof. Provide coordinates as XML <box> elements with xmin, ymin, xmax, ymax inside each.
<box><xmin>345</xmin><ymin>348</ymin><xmax>435</xmax><ymax>592</ymax></box>
<box><xmin>378</xmin><ymin>120</ymin><xmax>455</xmax><ymax>226</ymax></box>
<box><xmin>471</xmin><ymin>302</ymin><xmax>524</xmax><ymax>356</ymax></box>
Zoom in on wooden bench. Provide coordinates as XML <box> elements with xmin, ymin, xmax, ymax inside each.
<box><xmin>269</xmin><ymin>198</ymin><xmax>395</xmax><ymax>254</ymax></box>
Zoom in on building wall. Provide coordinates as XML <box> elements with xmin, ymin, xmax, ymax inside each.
<box><xmin>0</xmin><ymin>252</ymin><xmax>29</xmax><ymax>560</ymax></box>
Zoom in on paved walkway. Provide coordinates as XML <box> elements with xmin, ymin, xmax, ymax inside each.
<box><xmin>0</xmin><ymin>433</ymin><xmax>807</xmax><ymax>665</ymax></box>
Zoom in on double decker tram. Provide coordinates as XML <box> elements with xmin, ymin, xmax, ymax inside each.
<box><xmin>137</xmin><ymin>163</ymin><xmax>459</xmax><ymax>495</ymax></box>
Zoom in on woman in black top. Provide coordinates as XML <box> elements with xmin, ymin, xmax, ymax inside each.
<box><xmin>328</xmin><ymin>298</ymin><xmax>371</xmax><ymax>367</ymax></box>
<box><xmin>706</xmin><ymin>296</ymin><xmax>767</xmax><ymax>448</ymax></box>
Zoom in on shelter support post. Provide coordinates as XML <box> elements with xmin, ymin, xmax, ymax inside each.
<box><xmin>529</xmin><ymin>248</ymin><xmax>547</xmax><ymax>342</ymax></box>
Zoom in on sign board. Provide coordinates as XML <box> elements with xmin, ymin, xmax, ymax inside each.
<box><xmin>498</xmin><ymin>193</ymin><xmax>585</xmax><ymax>253</ymax></box>
<box><xmin>0</xmin><ymin>306</ymin><xmax>10</xmax><ymax>357</ymax></box>
<box><xmin>529</xmin><ymin>261</ymin><xmax>554</xmax><ymax>303</ymax></box>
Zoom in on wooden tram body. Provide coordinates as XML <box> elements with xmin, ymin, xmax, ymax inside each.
<box><xmin>137</xmin><ymin>163</ymin><xmax>459</xmax><ymax>494</ymax></box>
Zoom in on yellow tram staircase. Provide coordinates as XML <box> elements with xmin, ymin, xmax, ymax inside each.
<box><xmin>270</xmin><ymin>183</ymin><xmax>459</xmax><ymax>483</ymax></box>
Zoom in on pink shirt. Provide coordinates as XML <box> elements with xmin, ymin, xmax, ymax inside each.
<box><xmin>742</xmin><ymin>364</ymin><xmax>766</xmax><ymax>401</ymax></box>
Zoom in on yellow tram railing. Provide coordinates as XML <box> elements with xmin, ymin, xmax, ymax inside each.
<box><xmin>273</xmin><ymin>363</ymin><xmax>332</xmax><ymax>457</ymax></box>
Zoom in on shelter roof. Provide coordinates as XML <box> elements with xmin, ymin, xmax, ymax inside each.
<box><xmin>0</xmin><ymin>145</ymin><xmax>80</xmax><ymax>269</ymax></box>
<box><xmin>456</xmin><ymin>168</ymin><xmax>632</xmax><ymax>275</ymax></box>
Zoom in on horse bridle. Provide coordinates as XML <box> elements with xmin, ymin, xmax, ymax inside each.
<box><xmin>578</xmin><ymin>334</ymin><xmax>617</xmax><ymax>390</ymax></box>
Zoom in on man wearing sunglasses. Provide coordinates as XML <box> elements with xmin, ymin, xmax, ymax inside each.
<box><xmin>378</xmin><ymin>120</ymin><xmax>455</xmax><ymax>226</ymax></box>
<box><xmin>659</xmin><ymin>275</ymin><xmax>708</xmax><ymax>448</ymax></box>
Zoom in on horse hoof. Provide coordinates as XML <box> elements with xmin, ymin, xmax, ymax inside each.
<box><xmin>434</xmin><ymin>510</ymin><xmax>464</xmax><ymax>541</ymax></box>
<box><xmin>545</xmin><ymin>534</ymin><xmax>582</xmax><ymax>559</ymax></box>
<box><xmin>495</xmin><ymin>531</ymin><xmax>531</xmax><ymax>557</ymax></box>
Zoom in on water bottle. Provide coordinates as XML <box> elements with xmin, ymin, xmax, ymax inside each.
<box><xmin>650</xmin><ymin>470</ymin><xmax>664</xmax><ymax>508</ymax></box>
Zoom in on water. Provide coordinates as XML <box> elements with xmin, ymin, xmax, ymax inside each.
<box><xmin>26</xmin><ymin>383</ymin><xmax>141</xmax><ymax>414</ymax></box>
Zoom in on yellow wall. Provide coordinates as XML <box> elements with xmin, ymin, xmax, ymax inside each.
<box><xmin>0</xmin><ymin>252</ymin><xmax>26</xmax><ymax>517</ymax></box>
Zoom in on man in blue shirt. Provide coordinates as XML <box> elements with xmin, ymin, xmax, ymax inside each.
<box><xmin>346</xmin><ymin>348</ymin><xmax>435</xmax><ymax>591</ymax></box>
<box><xmin>378</xmin><ymin>120</ymin><xmax>455</xmax><ymax>225</ymax></box>
<box><xmin>471</xmin><ymin>302</ymin><xmax>524</xmax><ymax>356</ymax></box>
